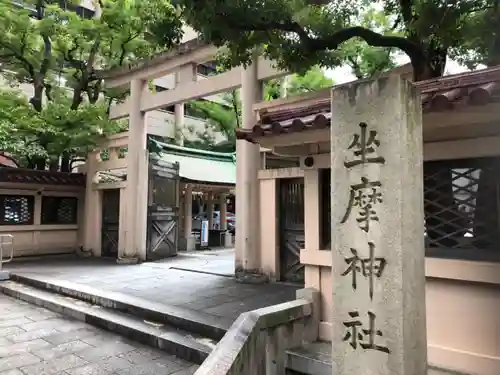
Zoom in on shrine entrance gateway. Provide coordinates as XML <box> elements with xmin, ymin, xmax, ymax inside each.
<box><xmin>146</xmin><ymin>156</ymin><xmax>180</xmax><ymax>260</ymax></box>
<box><xmin>101</xmin><ymin>189</ymin><xmax>120</xmax><ymax>258</ymax></box>
<box><xmin>279</xmin><ymin>177</ymin><xmax>305</xmax><ymax>284</ymax></box>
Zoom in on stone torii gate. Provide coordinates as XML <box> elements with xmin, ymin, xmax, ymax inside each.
<box><xmin>99</xmin><ymin>39</ymin><xmax>287</xmax><ymax>273</ymax></box>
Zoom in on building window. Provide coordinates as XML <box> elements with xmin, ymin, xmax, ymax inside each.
<box><xmin>41</xmin><ymin>196</ymin><xmax>78</xmax><ymax>225</ymax></box>
<box><xmin>0</xmin><ymin>195</ymin><xmax>34</xmax><ymax>225</ymax></box>
<box><xmin>73</xmin><ymin>5</ymin><xmax>95</xmax><ymax>19</ymax></box>
<box><xmin>424</xmin><ymin>157</ymin><xmax>500</xmax><ymax>262</ymax></box>
<box><xmin>320</xmin><ymin>168</ymin><xmax>331</xmax><ymax>250</ymax></box>
<box><xmin>197</xmin><ymin>62</ymin><xmax>217</xmax><ymax>76</ymax></box>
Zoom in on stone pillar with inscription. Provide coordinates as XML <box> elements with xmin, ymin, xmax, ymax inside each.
<box><xmin>330</xmin><ymin>76</ymin><xmax>427</xmax><ymax>375</ymax></box>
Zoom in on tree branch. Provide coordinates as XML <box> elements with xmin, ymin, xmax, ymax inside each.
<box><xmin>230</xmin><ymin>90</ymin><xmax>240</xmax><ymax>128</ymax></box>
<box><xmin>347</xmin><ymin>55</ymin><xmax>363</xmax><ymax>79</ymax></box>
<box><xmin>398</xmin><ymin>0</ymin><xmax>414</xmax><ymax>25</ymax></box>
<box><xmin>2</xmin><ymin>43</ymin><xmax>35</xmax><ymax>80</ymax></box>
<box><xmin>226</xmin><ymin>19</ymin><xmax>426</xmax><ymax>71</ymax></box>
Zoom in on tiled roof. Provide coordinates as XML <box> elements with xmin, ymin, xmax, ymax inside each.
<box><xmin>96</xmin><ymin>140</ymin><xmax>236</xmax><ymax>186</ymax></box>
<box><xmin>0</xmin><ymin>168</ymin><xmax>86</xmax><ymax>186</ymax></box>
<box><xmin>0</xmin><ymin>153</ymin><xmax>19</xmax><ymax>168</ymax></box>
<box><xmin>237</xmin><ymin>65</ymin><xmax>500</xmax><ymax>142</ymax></box>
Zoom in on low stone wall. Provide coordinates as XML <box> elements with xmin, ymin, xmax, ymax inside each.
<box><xmin>195</xmin><ymin>288</ymin><xmax>319</xmax><ymax>375</ymax></box>
<box><xmin>0</xmin><ymin>184</ymin><xmax>84</xmax><ymax>258</ymax></box>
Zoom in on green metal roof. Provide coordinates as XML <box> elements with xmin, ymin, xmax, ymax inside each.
<box><xmin>154</xmin><ymin>141</ymin><xmax>236</xmax><ymax>186</ymax></box>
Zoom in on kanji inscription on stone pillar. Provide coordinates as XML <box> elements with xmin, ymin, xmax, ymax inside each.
<box><xmin>330</xmin><ymin>75</ymin><xmax>427</xmax><ymax>375</ymax></box>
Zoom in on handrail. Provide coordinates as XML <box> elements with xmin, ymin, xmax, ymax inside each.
<box><xmin>195</xmin><ymin>288</ymin><xmax>319</xmax><ymax>375</ymax></box>
<box><xmin>0</xmin><ymin>234</ymin><xmax>14</xmax><ymax>267</ymax></box>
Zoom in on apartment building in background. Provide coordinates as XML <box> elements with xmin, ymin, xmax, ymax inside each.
<box><xmin>4</xmin><ymin>0</ymin><xmax>231</xmax><ymax>146</ymax></box>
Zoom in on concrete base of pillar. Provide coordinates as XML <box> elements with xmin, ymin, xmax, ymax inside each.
<box><xmin>116</xmin><ymin>257</ymin><xmax>139</xmax><ymax>265</ymax></box>
<box><xmin>0</xmin><ymin>270</ymin><xmax>10</xmax><ymax>281</ymax></box>
<box><xmin>178</xmin><ymin>236</ymin><xmax>196</xmax><ymax>251</ymax></box>
<box><xmin>224</xmin><ymin>232</ymin><xmax>233</xmax><ymax>248</ymax></box>
<box><xmin>235</xmin><ymin>267</ymin><xmax>269</xmax><ymax>284</ymax></box>
<box><xmin>178</xmin><ymin>238</ymin><xmax>187</xmax><ymax>251</ymax></box>
<box><xmin>76</xmin><ymin>246</ymin><xmax>93</xmax><ymax>258</ymax></box>
<box><xmin>186</xmin><ymin>236</ymin><xmax>196</xmax><ymax>251</ymax></box>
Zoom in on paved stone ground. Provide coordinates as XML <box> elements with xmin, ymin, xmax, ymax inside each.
<box><xmin>0</xmin><ymin>295</ymin><xmax>198</xmax><ymax>375</ymax></box>
<box><xmin>6</xmin><ymin>250</ymin><xmax>299</xmax><ymax>323</ymax></box>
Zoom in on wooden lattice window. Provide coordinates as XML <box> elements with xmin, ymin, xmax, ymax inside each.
<box><xmin>424</xmin><ymin>157</ymin><xmax>500</xmax><ymax>261</ymax></box>
<box><xmin>0</xmin><ymin>195</ymin><xmax>34</xmax><ymax>225</ymax></box>
<box><xmin>41</xmin><ymin>196</ymin><xmax>78</xmax><ymax>225</ymax></box>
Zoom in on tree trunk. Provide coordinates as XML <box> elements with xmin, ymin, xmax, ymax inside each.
<box><xmin>34</xmin><ymin>157</ymin><xmax>46</xmax><ymax>170</ymax></box>
<box><xmin>30</xmin><ymin>79</ymin><xmax>44</xmax><ymax>113</ymax></box>
<box><xmin>60</xmin><ymin>152</ymin><xmax>71</xmax><ymax>172</ymax></box>
<box><xmin>49</xmin><ymin>159</ymin><xmax>59</xmax><ymax>172</ymax></box>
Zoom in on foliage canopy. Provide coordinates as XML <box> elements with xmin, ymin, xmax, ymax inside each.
<box><xmin>0</xmin><ymin>0</ymin><xmax>183</xmax><ymax>170</ymax></box>
<box><xmin>171</xmin><ymin>0</ymin><xmax>499</xmax><ymax>81</ymax></box>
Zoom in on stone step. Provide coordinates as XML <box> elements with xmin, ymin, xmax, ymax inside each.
<box><xmin>8</xmin><ymin>273</ymin><xmax>230</xmax><ymax>341</ymax></box>
<box><xmin>285</xmin><ymin>342</ymin><xmax>332</xmax><ymax>375</ymax></box>
<box><xmin>285</xmin><ymin>342</ymin><xmax>467</xmax><ymax>375</ymax></box>
<box><xmin>0</xmin><ymin>280</ymin><xmax>215</xmax><ymax>365</ymax></box>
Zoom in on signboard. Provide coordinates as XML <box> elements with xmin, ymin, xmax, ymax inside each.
<box><xmin>201</xmin><ymin>220</ymin><xmax>209</xmax><ymax>247</ymax></box>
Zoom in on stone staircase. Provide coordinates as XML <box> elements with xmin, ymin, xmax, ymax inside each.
<box><xmin>284</xmin><ymin>342</ymin><xmax>465</xmax><ymax>375</ymax></box>
<box><xmin>0</xmin><ymin>273</ymin><xmax>231</xmax><ymax>366</ymax></box>
<box><xmin>285</xmin><ymin>342</ymin><xmax>331</xmax><ymax>375</ymax></box>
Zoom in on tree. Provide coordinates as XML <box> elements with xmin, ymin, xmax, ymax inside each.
<box><xmin>186</xmin><ymin>66</ymin><xmax>334</xmax><ymax>151</ymax></box>
<box><xmin>0</xmin><ymin>87</ymin><xmax>124</xmax><ymax>170</ymax></box>
<box><xmin>449</xmin><ymin>3</ymin><xmax>500</xmax><ymax>69</ymax></box>
<box><xmin>0</xmin><ymin>0</ymin><xmax>182</xmax><ymax>170</ymax></box>
<box><xmin>165</xmin><ymin>0</ymin><xmax>500</xmax><ymax>257</ymax></box>
<box><xmin>171</xmin><ymin>0</ymin><xmax>494</xmax><ymax>82</ymax></box>
<box><xmin>188</xmin><ymin>91</ymin><xmax>241</xmax><ymax>146</ymax></box>
<box><xmin>341</xmin><ymin>8</ymin><xmax>398</xmax><ymax>79</ymax></box>
<box><xmin>265</xmin><ymin>65</ymin><xmax>333</xmax><ymax>100</ymax></box>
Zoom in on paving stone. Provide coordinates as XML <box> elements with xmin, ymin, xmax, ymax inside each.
<box><xmin>171</xmin><ymin>365</ymin><xmax>199</xmax><ymax>375</ymax></box>
<box><xmin>32</xmin><ymin>340</ymin><xmax>93</xmax><ymax>361</ymax></box>
<box><xmin>24</xmin><ymin>312</ymin><xmax>62</xmax><ymax>322</ymax></box>
<box><xmin>117</xmin><ymin>349</ymin><xmax>187</xmax><ymax>369</ymax></box>
<box><xmin>80</xmin><ymin>334</ymin><xmax>126</xmax><ymax>347</ymax></box>
<box><xmin>0</xmin><ymin>296</ymin><xmax>198</xmax><ymax>375</ymax></box>
<box><xmin>0</xmin><ymin>353</ymin><xmax>41</xmax><ymax>372</ymax></box>
<box><xmin>43</xmin><ymin>329</ymin><xmax>100</xmax><ymax>345</ymax></box>
<box><xmin>115</xmin><ymin>361</ymin><xmax>185</xmax><ymax>375</ymax></box>
<box><xmin>0</xmin><ymin>317</ymin><xmax>33</xmax><ymax>328</ymax></box>
<box><xmin>0</xmin><ymin>327</ymin><xmax>25</xmax><ymax>337</ymax></box>
<box><xmin>74</xmin><ymin>343</ymin><xmax>136</xmax><ymax>362</ymax></box>
<box><xmin>0</xmin><ymin>312</ymin><xmax>27</xmax><ymax>321</ymax></box>
<box><xmin>0</xmin><ymin>369</ymin><xmax>25</xmax><ymax>375</ymax></box>
<box><xmin>65</xmin><ymin>357</ymin><xmax>132</xmax><ymax>375</ymax></box>
<box><xmin>6</xmin><ymin>328</ymin><xmax>61</xmax><ymax>343</ymax></box>
<box><xmin>131</xmin><ymin>347</ymin><xmax>166</xmax><ymax>360</ymax></box>
<box><xmin>0</xmin><ymin>339</ymin><xmax>51</xmax><ymax>358</ymax></box>
<box><xmin>19</xmin><ymin>354</ymin><xmax>87</xmax><ymax>375</ymax></box>
<box><xmin>21</xmin><ymin>318</ymin><xmax>85</xmax><ymax>333</ymax></box>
